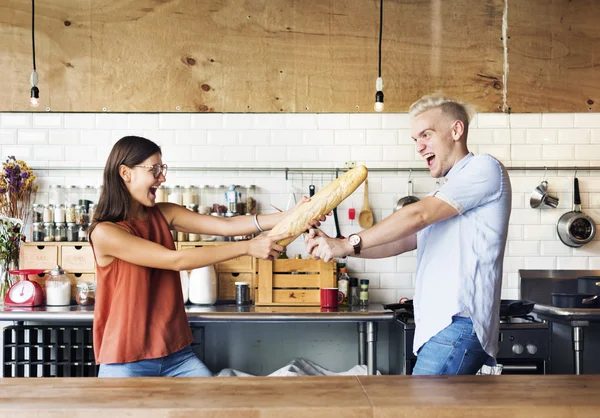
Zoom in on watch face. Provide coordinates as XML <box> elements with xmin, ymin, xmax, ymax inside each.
<box><xmin>8</xmin><ymin>281</ymin><xmax>34</xmax><ymax>303</ymax></box>
<box><xmin>349</xmin><ymin>235</ymin><xmax>360</xmax><ymax>246</ymax></box>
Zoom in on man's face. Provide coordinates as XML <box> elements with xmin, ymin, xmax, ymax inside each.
<box><xmin>411</xmin><ymin>108</ymin><xmax>460</xmax><ymax>178</ymax></box>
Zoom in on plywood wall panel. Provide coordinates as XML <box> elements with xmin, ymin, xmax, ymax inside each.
<box><xmin>508</xmin><ymin>0</ymin><xmax>600</xmax><ymax>113</ymax></box>
<box><xmin>1</xmin><ymin>0</ymin><xmax>505</xmax><ymax>112</ymax></box>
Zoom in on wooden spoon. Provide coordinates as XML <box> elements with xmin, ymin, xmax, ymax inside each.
<box><xmin>358</xmin><ymin>179</ymin><xmax>373</xmax><ymax>228</ymax></box>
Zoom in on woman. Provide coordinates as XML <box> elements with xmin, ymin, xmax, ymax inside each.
<box><xmin>89</xmin><ymin>136</ymin><xmax>318</xmax><ymax>377</ymax></box>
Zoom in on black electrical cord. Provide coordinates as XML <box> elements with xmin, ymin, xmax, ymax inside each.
<box><xmin>32</xmin><ymin>0</ymin><xmax>36</xmax><ymax>71</ymax></box>
<box><xmin>378</xmin><ymin>0</ymin><xmax>383</xmax><ymax>78</ymax></box>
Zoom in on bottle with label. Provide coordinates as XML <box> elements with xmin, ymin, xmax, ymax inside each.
<box><xmin>359</xmin><ymin>279</ymin><xmax>370</xmax><ymax>306</ymax></box>
<box><xmin>337</xmin><ymin>267</ymin><xmax>350</xmax><ymax>306</ymax></box>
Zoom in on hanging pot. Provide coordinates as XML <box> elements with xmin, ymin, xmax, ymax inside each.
<box><xmin>556</xmin><ymin>177</ymin><xmax>596</xmax><ymax>247</ymax></box>
<box><xmin>551</xmin><ymin>293</ymin><xmax>599</xmax><ymax>309</ymax></box>
<box><xmin>395</xmin><ymin>177</ymin><xmax>420</xmax><ymax>211</ymax></box>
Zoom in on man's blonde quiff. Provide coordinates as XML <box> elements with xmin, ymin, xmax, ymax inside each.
<box><xmin>409</xmin><ymin>94</ymin><xmax>476</xmax><ymax>141</ymax></box>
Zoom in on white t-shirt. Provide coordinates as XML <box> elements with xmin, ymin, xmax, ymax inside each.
<box><xmin>413</xmin><ymin>153</ymin><xmax>512</xmax><ymax>362</ymax></box>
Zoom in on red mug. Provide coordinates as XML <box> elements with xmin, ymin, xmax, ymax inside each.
<box><xmin>320</xmin><ymin>288</ymin><xmax>342</xmax><ymax>308</ymax></box>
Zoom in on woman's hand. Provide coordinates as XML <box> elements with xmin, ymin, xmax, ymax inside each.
<box><xmin>248</xmin><ymin>232</ymin><xmax>293</xmax><ymax>260</ymax></box>
<box><xmin>292</xmin><ymin>196</ymin><xmax>331</xmax><ymax>228</ymax></box>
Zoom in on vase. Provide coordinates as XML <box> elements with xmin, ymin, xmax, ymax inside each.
<box><xmin>0</xmin><ymin>259</ymin><xmax>17</xmax><ymax>306</ymax></box>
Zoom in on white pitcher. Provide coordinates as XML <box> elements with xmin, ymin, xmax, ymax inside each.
<box><xmin>188</xmin><ymin>265</ymin><xmax>217</xmax><ymax>305</ymax></box>
<box><xmin>180</xmin><ymin>270</ymin><xmax>190</xmax><ymax>304</ymax></box>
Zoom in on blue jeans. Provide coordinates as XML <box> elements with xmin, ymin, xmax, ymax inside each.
<box><xmin>412</xmin><ymin>316</ymin><xmax>490</xmax><ymax>375</ymax></box>
<box><xmin>98</xmin><ymin>345</ymin><xmax>212</xmax><ymax>377</ymax></box>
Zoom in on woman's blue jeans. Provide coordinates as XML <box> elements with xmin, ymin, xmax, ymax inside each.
<box><xmin>98</xmin><ymin>345</ymin><xmax>212</xmax><ymax>377</ymax></box>
<box><xmin>412</xmin><ymin>316</ymin><xmax>491</xmax><ymax>375</ymax></box>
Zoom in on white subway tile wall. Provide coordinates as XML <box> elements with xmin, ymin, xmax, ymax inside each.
<box><xmin>2</xmin><ymin>111</ymin><xmax>600</xmax><ymax>303</ymax></box>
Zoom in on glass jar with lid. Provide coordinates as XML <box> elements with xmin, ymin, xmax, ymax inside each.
<box><xmin>31</xmin><ymin>204</ymin><xmax>43</xmax><ymax>223</ymax></box>
<box><xmin>78</xmin><ymin>225</ymin><xmax>88</xmax><ymax>242</ymax></box>
<box><xmin>54</xmin><ymin>222</ymin><xmax>67</xmax><ymax>242</ymax></box>
<box><xmin>76</xmin><ymin>281</ymin><xmax>96</xmax><ymax>306</ymax></box>
<box><xmin>49</xmin><ymin>185</ymin><xmax>65</xmax><ymax>206</ymax></box>
<box><xmin>45</xmin><ymin>265</ymin><xmax>71</xmax><ymax>306</ymax></box>
<box><xmin>42</xmin><ymin>204</ymin><xmax>54</xmax><ymax>223</ymax></box>
<box><xmin>66</xmin><ymin>223</ymin><xmax>79</xmax><ymax>242</ymax></box>
<box><xmin>182</xmin><ymin>185</ymin><xmax>197</xmax><ymax>206</ymax></box>
<box><xmin>53</xmin><ymin>204</ymin><xmax>66</xmax><ymax>223</ymax></box>
<box><xmin>88</xmin><ymin>203</ymin><xmax>97</xmax><ymax>223</ymax></box>
<box><xmin>75</xmin><ymin>205</ymin><xmax>88</xmax><ymax>225</ymax></box>
<box><xmin>168</xmin><ymin>185</ymin><xmax>183</xmax><ymax>205</ymax></box>
<box><xmin>65</xmin><ymin>204</ymin><xmax>77</xmax><ymax>223</ymax></box>
<box><xmin>155</xmin><ymin>185</ymin><xmax>168</xmax><ymax>203</ymax></box>
<box><xmin>66</xmin><ymin>185</ymin><xmax>80</xmax><ymax>206</ymax></box>
<box><xmin>43</xmin><ymin>222</ymin><xmax>55</xmax><ymax>242</ymax></box>
<box><xmin>32</xmin><ymin>222</ymin><xmax>44</xmax><ymax>242</ymax></box>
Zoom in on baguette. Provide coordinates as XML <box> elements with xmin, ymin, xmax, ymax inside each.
<box><xmin>268</xmin><ymin>165</ymin><xmax>368</xmax><ymax>246</ymax></box>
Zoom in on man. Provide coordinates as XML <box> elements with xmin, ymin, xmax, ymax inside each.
<box><xmin>306</xmin><ymin>94</ymin><xmax>511</xmax><ymax>375</ymax></box>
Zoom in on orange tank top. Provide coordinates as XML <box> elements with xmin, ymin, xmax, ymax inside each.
<box><xmin>91</xmin><ymin>206</ymin><xmax>193</xmax><ymax>364</ymax></box>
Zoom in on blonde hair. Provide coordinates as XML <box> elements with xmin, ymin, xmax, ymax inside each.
<box><xmin>409</xmin><ymin>94</ymin><xmax>476</xmax><ymax>139</ymax></box>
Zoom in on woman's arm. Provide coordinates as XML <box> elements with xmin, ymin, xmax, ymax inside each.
<box><xmin>159</xmin><ymin>197</ymin><xmax>324</xmax><ymax>237</ymax></box>
<box><xmin>91</xmin><ymin>222</ymin><xmax>292</xmax><ymax>271</ymax></box>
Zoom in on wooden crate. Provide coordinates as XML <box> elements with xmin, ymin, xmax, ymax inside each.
<box><xmin>255</xmin><ymin>258</ymin><xmax>336</xmax><ymax>306</ymax></box>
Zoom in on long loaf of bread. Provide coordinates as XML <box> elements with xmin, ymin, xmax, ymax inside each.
<box><xmin>268</xmin><ymin>165</ymin><xmax>368</xmax><ymax>246</ymax></box>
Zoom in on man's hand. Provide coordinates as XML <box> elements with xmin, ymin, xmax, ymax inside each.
<box><xmin>305</xmin><ymin>228</ymin><xmax>352</xmax><ymax>262</ymax></box>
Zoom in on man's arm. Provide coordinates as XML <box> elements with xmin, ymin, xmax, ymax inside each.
<box><xmin>306</xmin><ymin>196</ymin><xmax>458</xmax><ymax>262</ymax></box>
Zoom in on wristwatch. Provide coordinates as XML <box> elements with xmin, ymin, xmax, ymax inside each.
<box><xmin>348</xmin><ymin>234</ymin><xmax>362</xmax><ymax>255</ymax></box>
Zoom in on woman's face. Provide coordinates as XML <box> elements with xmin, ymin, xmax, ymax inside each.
<box><xmin>124</xmin><ymin>152</ymin><xmax>166</xmax><ymax>207</ymax></box>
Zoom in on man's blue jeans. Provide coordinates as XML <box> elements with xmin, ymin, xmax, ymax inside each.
<box><xmin>98</xmin><ymin>345</ymin><xmax>212</xmax><ymax>377</ymax></box>
<box><xmin>412</xmin><ymin>316</ymin><xmax>491</xmax><ymax>375</ymax></box>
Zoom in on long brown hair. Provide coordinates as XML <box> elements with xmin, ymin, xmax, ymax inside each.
<box><xmin>89</xmin><ymin>136</ymin><xmax>161</xmax><ymax>236</ymax></box>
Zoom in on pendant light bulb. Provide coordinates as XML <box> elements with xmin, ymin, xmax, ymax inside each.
<box><xmin>29</xmin><ymin>71</ymin><xmax>39</xmax><ymax>107</ymax></box>
<box><xmin>374</xmin><ymin>77</ymin><xmax>384</xmax><ymax>112</ymax></box>
<box><xmin>30</xmin><ymin>86</ymin><xmax>40</xmax><ymax>107</ymax></box>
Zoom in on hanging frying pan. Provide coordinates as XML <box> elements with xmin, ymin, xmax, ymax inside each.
<box><xmin>557</xmin><ymin>177</ymin><xmax>596</xmax><ymax>247</ymax></box>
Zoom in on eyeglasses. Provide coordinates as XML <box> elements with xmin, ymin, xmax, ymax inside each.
<box><xmin>134</xmin><ymin>164</ymin><xmax>168</xmax><ymax>179</ymax></box>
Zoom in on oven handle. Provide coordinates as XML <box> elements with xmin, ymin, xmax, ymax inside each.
<box><xmin>500</xmin><ymin>365</ymin><xmax>539</xmax><ymax>372</ymax></box>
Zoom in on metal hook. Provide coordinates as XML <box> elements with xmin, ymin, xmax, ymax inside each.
<box><xmin>542</xmin><ymin>166</ymin><xmax>547</xmax><ymax>182</ymax></box>
<box><xmin>575</xmin><ymin>167</ymin><xmax>578</xmax><ymax>178</ymax></box>
<box><xmin>408</xmin><ymin>168</ymin><xmax>413</xmax><ymax>182</ymax></box>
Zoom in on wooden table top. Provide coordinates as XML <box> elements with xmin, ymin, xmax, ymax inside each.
<box><xmin>0</xmin><ymin>375</ymin><xmax>598</xmax><ymax>417</ymax></box>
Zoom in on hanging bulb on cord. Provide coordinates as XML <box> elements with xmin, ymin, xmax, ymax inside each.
<box><xmin>29</xmin><ymin>70</ymin><xmax>39</xmax><ymax>107</ymax></box>
<box><xmin>374</xmin><ymin>77</ymin><xmax>384</xmax><ymax>112</ymax></box>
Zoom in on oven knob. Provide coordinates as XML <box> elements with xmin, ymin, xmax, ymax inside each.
<box><xmin>512</xmin><ymin>344</ymin><xmax>524</xmax><ymax>355</ymax></box>
<box><xmin>526</xmin><ymin>344</ymin><xmax>538</xmax><ymax>355</ymax></box>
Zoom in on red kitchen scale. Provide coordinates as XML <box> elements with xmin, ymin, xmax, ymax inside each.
<box><xmin>4</xmin><ymin>269</ymin><xmax>46</xmax><ymax>307</ymax></box>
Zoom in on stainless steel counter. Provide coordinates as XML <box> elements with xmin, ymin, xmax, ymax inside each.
<box><xmin>0</xmin><ymin>304</ymin><xmax>393</xmax><ymax>323</ymax></box>
<box><xmin>0</xmin><ymin>304</ymin><xmax>393</xmax><ymax>375</ymax></box>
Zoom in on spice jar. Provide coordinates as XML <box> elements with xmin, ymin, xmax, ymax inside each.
<box><xmin>66</xmin><ymin>223</ymin><xmax>78</xmax><ymax>242</ymax></box>
<box><xmin>31</xmin><ymin>204</ymin><xmax>43</xmax><ymax>223</ymax></box>
<box><xmin>350</xmin><ymin>278</ymin><xmax>359</xmax><ymax>306</ymax></box>
<box><xmin>75</xmin><ymin>205</ymin><xmax>87</xmax><ymax>225</ymax></box>
<box><xmin>183</xmin><ymin>185</ymin><xmax>197</xmax><ymax>206</ymax></box>
<box><xmin>88</xmin><ymin>203</ymin><xmax>97</xmax><ymax>223</ymax></box>
<box><xmin>43</xmin><ymin>222</ymin><xmax>55</xmax><ymax>242</ymax></box>
<box><xmin>168</xmin><ymin>185</ymin><xmax>183</xmax><ymax>205</ymax></box>
<box><xmin>359</xmin><ymin>279</ymin><xmax>370</xmax><ymax>307</ymax></box>
<box><xmin>49</xmin><ymin>185</ymin><xmax>65</xmax><ymax>206</ymax></box>
<box><xmin>46</xmin><ymin>265</ymin><xmax>71</xmax><ymax>306</ymax></box>
<box><xmin>54</xmin><ymin>222</ymin><xmax>67</xmax><ymax>242</ymax></box>
<box><xmin>53</xmin><ymin>204</ymin><xmax>66</xmax><ymax>223</ymax></box>
<box><xmin>76</xmin><ymin>282</ymin><xmax>96</xmax><ymax>306</ymax></box>
<box><xmin>65</xmin><ymin>204</ymin><xmax>77</xmax><ymax>223</ymax></box>
<box><xmin>42</xmin><ymin>204</ymin><xmax>54</xmax><ymax>223</ymax></box>
<box><xmin>32</xmin><ymin>222</ymin><xmax>44</xmax><ymax>242</ymax></box>
<box><xmin>78</xmin><ymin>225</ymin><xmax>88</xmax><ymax>242</ymax></box>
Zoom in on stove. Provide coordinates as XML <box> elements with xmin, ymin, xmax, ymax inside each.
<box><xmin>389</xmin><ymin>310</ymin><xmax>550</xmax><ymax>375</ymax></box>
